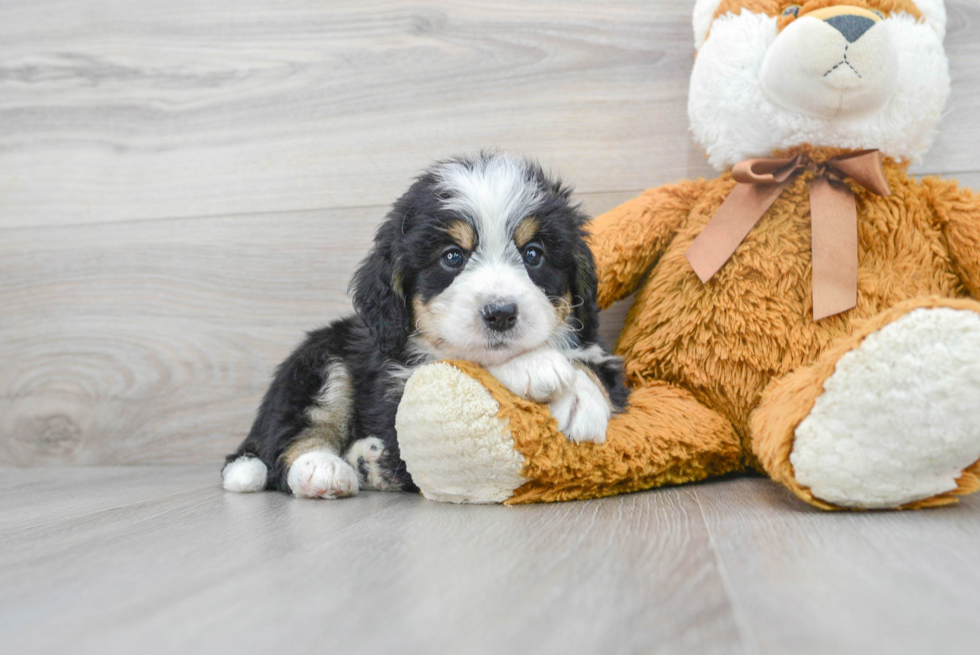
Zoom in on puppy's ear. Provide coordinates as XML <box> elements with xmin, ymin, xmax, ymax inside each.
<box><xmin>544</xmin><ymin>174</ymin><xmax>601</xmax><ymax>345</ymax></box>
<box><xmin>570</xmin><ymin>232</ymin><xmax>601</xmax><ymax>345</ymax></box>
<box><xmin>350</xmin><ymin>220</ymin><xmax>411</xmax><ymax>357</ymax></box>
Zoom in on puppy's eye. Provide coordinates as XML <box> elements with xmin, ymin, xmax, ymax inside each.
<box><xmin>782</xmin><ymin>4</ymin><xmax>801</xmax><ymax>17</ymax></box>
<box><xmin>522</xmin><ymin>244</ymin><xmax>544</xmax><ymax>268</ymax></box>
<box><xmin>440</xmin><ymin>247</ymin><xmax>465</xmax><ymax>271</ymax></box>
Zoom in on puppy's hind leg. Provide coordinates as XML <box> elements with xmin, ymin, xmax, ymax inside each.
<box><xmin>283</xmin><ymin>360</ymin><xmax>359</xmax><ymax>499</ymax></box>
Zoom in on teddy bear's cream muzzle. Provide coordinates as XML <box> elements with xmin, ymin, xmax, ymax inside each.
<box><xmin>761</xmin><ymin>6</ymin><xmax>899</xmax><ymax>120</ymax></box>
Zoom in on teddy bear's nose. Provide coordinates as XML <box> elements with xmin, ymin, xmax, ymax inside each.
<box><xmin>825</xmin><ymin>14</ymin><xmax>876</xmax><ymax>43</ymax></box>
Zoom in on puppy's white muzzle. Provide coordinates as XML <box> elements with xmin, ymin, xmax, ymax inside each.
<box><xmin>426</xmin><ymin>259</ymin><xmax>559</xmax><ymax>366</ymax></box>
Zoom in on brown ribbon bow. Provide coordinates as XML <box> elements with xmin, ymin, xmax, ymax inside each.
<box><xmin>685</xmin><ymin>150</ymin><xmax>892</xmax><ymax>321</ymax></box>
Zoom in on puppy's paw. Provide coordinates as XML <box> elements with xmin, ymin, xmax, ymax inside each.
<box><xmin>222</xmin><ymin>456</ymin><xmax>268</xmax><ymax>493</ymax></box>
<box><xmin>549</xmin><ymin>369</ymin><xmax>612</xmax><ymax>443</ymax></box>
<box><xmin>488</xmin><ymin>348</ymin><xmax>576</xmax><ymax>403</ymax></box>
<box><xmin>344</xmin><ymin>436</ymin><xmax>394</xmax><ymax>491</ymax></box>
<box><xmin>287</xmin><ymin>451</ymin><xmax>360</xmax><ymax>499</ymax></box>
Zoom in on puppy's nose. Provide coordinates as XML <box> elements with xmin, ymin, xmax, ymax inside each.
<box><xmin>825</xmin><ymin>14</ymin><xmax>876</xmax><ymax>43</ymax></box>
<box><xmin>481</xmin><ymin>303</ymin><xmax>518</xmax><ymax>332</ymax></box>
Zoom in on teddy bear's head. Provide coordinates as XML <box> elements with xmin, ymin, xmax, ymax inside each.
<box><xmin>689</xmin><ymin>0</ymin><xmax>949</xmax><ymax>170</ymax></box>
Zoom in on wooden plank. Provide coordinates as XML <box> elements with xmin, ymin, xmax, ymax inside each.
<box><xmin>923</xmin><ymin>1</ymin><xmax>980</xmax><ymax>176</ymax></box>
<box><xmin>0</xmin><ymin>0</ymin><xmax>711</xmax><ymax>228</ymax></box>
<box><xmin>0</xmin><ymin>316</ymin><xmax>291</xmax><ymax>465</ymax></box>
<box><xmin>3</xmin><ymin>0</ymin><xmax>975</xmax><ymax>228</ymax></box>
<box><xmin>695</xmin><ymin>478</ymin><xmax>980</xmax><ymax>655</ymax></box>
<box><xmin>0</xmin><ymin>206</ymin><xmax>377</xmax><ymax>323</ymax></box>
<box><xmin>0</xmin><ymin>467</ymin><xmax>744</xmax><ymax>655</ymax></box>
<box><xmin>0</xmin><ymin>205</ymin><xmax>375</xmax><ymax>465</ymax></box>
<box><xmin>0</xmin><ymin>465</ymin><xmax>214</xmax><ymax>533</ymax></box>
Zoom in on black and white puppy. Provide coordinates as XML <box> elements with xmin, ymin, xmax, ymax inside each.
<box><xmin>222</xmin><ymin>153</ymin><xmax>628</xmax><ymax>498</ymax></box>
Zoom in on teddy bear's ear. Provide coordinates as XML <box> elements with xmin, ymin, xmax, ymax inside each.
<box><xmin>693</xmin><ymin>0</ymin><xmax>724</xmax><ymax>49</ymax></box>
<box><xmin>913</xmin><ymin>0</ymin><xmax>947</xmax><ymax>41</ymax></box>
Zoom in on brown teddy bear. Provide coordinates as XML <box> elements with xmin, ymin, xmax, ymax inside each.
<box><xmin>395</xmin><ymin>0</ymin><xmax>980</xmax><ymax>510</ymax></box>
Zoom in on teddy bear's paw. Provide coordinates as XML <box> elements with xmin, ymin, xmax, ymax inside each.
<box><xmin>287</xmin><ymin>451</ymin><xmax>360</xmax><ymax>499</ymax></box>
<box><xmin>396</xmin><ymin>362</ymin><xmax>528</xmax><ymax>504</ymax></box>
<box><xmin>549</xmin><ymin>369</ymin><xmax>612</xmax><ymax>444</ymax></box>
<box><xmin>486</xmin><ymin>347</ymin><xmax>575</xmax><ymax>403</ymax></box>
<box><xmin>790</xmin><ymin>307</ymin><xmax>980</xmax><ymax>509</ymax></box>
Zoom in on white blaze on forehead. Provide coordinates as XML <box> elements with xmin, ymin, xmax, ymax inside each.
<box><xmin>693</xmin><ymin>0</ymin><xmax>724</xmax><ymax>49</ymax></box>
<box><xmin>434</xmin><ymin>155</ymin><xmax>544</xmax><ymax>259</ymax></box>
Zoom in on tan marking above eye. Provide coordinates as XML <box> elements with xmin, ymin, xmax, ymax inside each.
<box><xmin>514</xmin><ymin>216</ymin><xmax>540</xmax><ymax>248</ymax></box>
<box><xmin>446</xmin><ymin>220</ymin><xmax>475</xmax><ymax>251</ymax></box>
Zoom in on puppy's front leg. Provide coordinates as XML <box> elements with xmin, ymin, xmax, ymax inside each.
<box><xmin>487</xmin><ymin>349</ymin><xmax>612</xmax><ymax>443</ymax></box>
<box><xmin>486</xmin><ymin>347</ymin><xmax>576</xmax><ymax>403</ymax></box>
<box><xmin>548</xmin><ymin>366</ymin><xmax>613</xmax><ymax>444</ymax></box>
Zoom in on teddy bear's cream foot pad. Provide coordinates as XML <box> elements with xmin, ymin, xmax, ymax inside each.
<box><xmin>791</xmin><ymin>308</ymin><xmax>980</xmax><ymax>509</ymax></box>
<box><xmin>397</xmin><ymin>362</ymin><xmax>527</xmax><ymax>503</ymax></box>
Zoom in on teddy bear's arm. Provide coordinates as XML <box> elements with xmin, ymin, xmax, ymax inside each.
<box><xmin>588</xmin><ymin>179</ymin><xmax>706</xmax><ymax>309</ymax></box>
<box><xmin>923</xmin><ymin>177</ymin><xmax>980</xmax><ymax>299</ymax></box>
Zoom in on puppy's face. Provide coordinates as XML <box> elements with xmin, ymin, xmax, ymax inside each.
<box><xmin>352</xmin><ymin>154</ymin><xmax>597</xmax><ymax>366</ymax></box>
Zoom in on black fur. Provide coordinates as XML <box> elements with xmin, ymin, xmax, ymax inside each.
<box><xmin>349</xmin><ymin>217</ymin><xmax>411</xmax><ymax>358</ymax></box>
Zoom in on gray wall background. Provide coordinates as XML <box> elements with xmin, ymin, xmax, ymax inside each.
<box><xmin>3</xmin><ymin>0</ymin><xmax>979</xmax><ymax>465</ymax></box>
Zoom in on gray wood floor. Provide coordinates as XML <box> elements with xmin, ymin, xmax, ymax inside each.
<box><xmin>4</xmin><ymin>3</ymin><xmax>980</xmax><ymax>652</ymax></box>
<box><xmin>2</xmin><ymin>467</ymin><xmax>980</xmax><ymax>655</ymax></box>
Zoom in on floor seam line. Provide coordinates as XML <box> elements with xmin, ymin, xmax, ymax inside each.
<box><xmin>693</xmin><ymin>487</ymin><xmax>763</xmax><ymax>655</ymax></box>
<box><xmin>0</xmin><ymin>187</ymin><xmax>657</xmax><ymax>232</ymax></box>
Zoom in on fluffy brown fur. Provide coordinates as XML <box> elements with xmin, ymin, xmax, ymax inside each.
<box><xmin>441</xmin><ymin>360</ymin><xmax>741</xmax><ymax>505</ymax></box>
<box><xmin>594</xmin><ymin>148</ymin><xmax>969</xmax><ymax>449</ymax></box>
<box><xmin>586</xmin><ymin>146</ymin><xmax>980</xmax><ymax>505</ymax></box>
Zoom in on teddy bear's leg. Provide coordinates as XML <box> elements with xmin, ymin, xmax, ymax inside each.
<box><xmin>751</xmin><ymin>297</ymin><xmax>980</xmax><ymax>510</ymax></box>
<box><xmin>396</xmin><ymin>361</ymin><xmax>741</xmax><ymax>504</ymax></box>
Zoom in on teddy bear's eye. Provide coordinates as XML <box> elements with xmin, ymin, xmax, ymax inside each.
<box><xmin>782</xmin><ymin>4</ymin><xmax>801</xmax><ymax>17</ymax></box>
<box><xmin>871</xmin><ymin>9</ymin><xmax>885</xmax><ymax>19</ymax></box>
